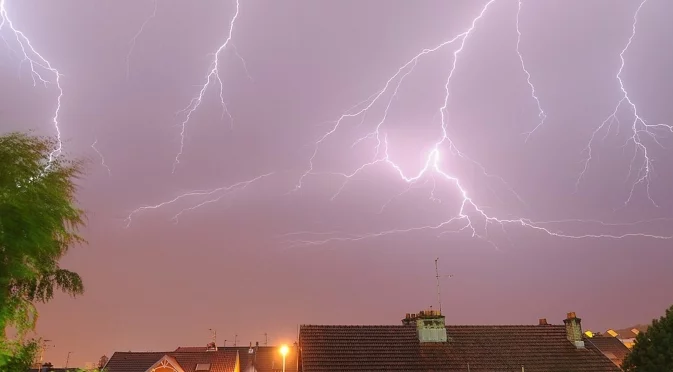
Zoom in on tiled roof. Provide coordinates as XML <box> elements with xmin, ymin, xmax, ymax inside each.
<box><xmin>175</xmin><ymin>347</ymin><xmax>210</xmax><ymax>352</ymax></box>
<box><xmin>299</xmin><ymin>324</ymin><xmax>622</xmax><ymax>372</ymax></box>
<box><xmin>238</xmin><ymin>346</ymin><xmax>298</xmax><ymax>372</ymax></box>
<box><xmin>585</xmin><ymin>336</ymin><xmax>631</xmax><ymax>366</ymax></box>
<box><xmin>105</xmin><ymin>351</ymin><xmax>236</xmax><ymax>372</ymax></box>
<box><xmin>174</xmin><ymin>346</ymin><xmax>298</xmax><ymax>372</ymax></box>
<box><xmin>608</xmin><ymin>324</ymin><xmax>648</xmax><ymax>338</ymax></box>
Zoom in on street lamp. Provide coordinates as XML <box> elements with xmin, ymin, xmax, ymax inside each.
<box><xmin>279</xmin><ymin>345</ymin><xmax>289</xmax><ymax>372</ymax></box>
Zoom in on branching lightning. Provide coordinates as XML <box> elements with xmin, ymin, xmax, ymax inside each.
<box><xmin>124</xmin><ymin>172</ymin><xmax>274</xmax><ymax>227</ymax></box>
<box><xmin>516</xmin><ymin>0</ymin><xmax>547</xmax><ymax>141</ymax></box>
<box><xmin>126</xmin><ymin>0</ymin><xmax>158</xmax><ymax>80</ymax></box>
<box><xmin>282</xmin><ymin>0</ymin><xmax>673</xmax><ymax>248</ymax></box>
<box><xmin>0</xmin><ymin>0</ymin><xmax>64</xmax><ymax>162</ymax></box>
<box><xmin>91</xmin><ymin>138</ymin><xmax>111</xmax><ymax>176</ymax></box>
<box><xmin>109</xmin><ymin>0</ymin><xmax>670</xmax><ymax>245</ymax></box>
<box><xmin>173</xmin><ymin>0</ymin><xmax>243</xmax><ymax>173</ymax></box>
<box><xmin>577</xmin><ymin>0</ymin><xmax>672</xmax><ymax>208</ymax></box>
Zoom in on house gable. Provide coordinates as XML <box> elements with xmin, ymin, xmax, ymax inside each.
<box><xmin>145</xmin><ymin>355</ymin><xmax>185</xmax><ymax>372</ymax></box>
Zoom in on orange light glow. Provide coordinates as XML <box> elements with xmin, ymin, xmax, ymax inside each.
<box><xmin>280</xmin><ymin>345</ymin><xmax>289</xmax><ymax>356</ymax></box>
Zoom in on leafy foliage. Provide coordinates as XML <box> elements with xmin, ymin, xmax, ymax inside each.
<box><xmin>0</xmin><ymin>132</ymin><xmax>87</xmax><ymax>369</ymax></box>
<box><xmin>622</xmin><ymin>304</ymin><xmax>673</xmax><ymax>371</ymax></box>
<box><xmin>0</xmin><ymin>338</ymin><xmax>39</xmax><ymax>372</ymax></box>
<box><xmin>97</xmin><ymin>354</ymin><xmax>109</xmax><ymax>369</ymax></box>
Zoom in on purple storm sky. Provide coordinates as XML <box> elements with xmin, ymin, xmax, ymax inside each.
<box><xmin>1</xmin><ymin>0</ymin><xmax>673</xmax><ymax>367</ymax></box>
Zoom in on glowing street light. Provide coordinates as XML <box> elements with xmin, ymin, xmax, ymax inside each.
<box><xmin>280</xmin><ymin>345</ymin><xmax>289</xmax><ymax>372</ymax></box>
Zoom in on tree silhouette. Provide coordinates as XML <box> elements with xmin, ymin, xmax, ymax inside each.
<box><xmin>622</xmin><ymin>304</ymin><xmax>673</xmax><ymax>371</ymax></box>
<box><xmin>98</xmin><ymin>355</ymin><xmax>109</xmax><ymax>369</ymax></box>
<box><xmin>0</xmin><ymin>132</ymin><xmax>87</xmax><ymax>371</ymax></box>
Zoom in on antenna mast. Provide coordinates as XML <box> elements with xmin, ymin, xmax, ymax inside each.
<box><xmin>39</xmin><ymin>339</ymin><xmax>53</xmax><ymax>363</ymax></box>
<box><xmin>209</xmin><ymin>328</ymin><xmax>217</xmax><ymax>344</ymax></box>
<box><xmin>65</xmin><ymin>351</ymin><xmax>73</xmax><ymax>368</ymax></box>
<box><xmin>434</xmin><ymin>258</ymin><xmax>453</xmax><ymax>315</ymax></box>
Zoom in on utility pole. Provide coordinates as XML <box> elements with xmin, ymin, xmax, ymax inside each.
<box><xmin>65</xmin><ymin>351</ymin><xmax>73</xmax><ymax>368</ymax></box>
<box><xmin>434</xmin><ymin>257</ymin><xmax>453</xmax><ymax>315</ymax></box>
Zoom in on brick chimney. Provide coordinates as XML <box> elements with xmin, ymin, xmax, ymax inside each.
<box><xmin>402</xmin><ymin>310</ymin><xmax>447</xmax><ymax>343</ymax></box>
<box><xmin>538</xmin><ymin>318</ymin><xmax>548</xmax><ymax>325</ymax></box>
<box><xmin>563</xmin><ymin>312</ymin><xmax>585</xmax><ymax>348</ymax></box>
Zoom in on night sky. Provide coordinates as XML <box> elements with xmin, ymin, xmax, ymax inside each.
<box><xmin>1</xmin><ymin>0</ymin><xmax>672</xmax><ymax>367</ymax></box>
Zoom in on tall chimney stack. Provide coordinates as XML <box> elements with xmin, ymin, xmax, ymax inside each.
<box><xmin>563</xmin><ymin>312</ymin><xmax>585</xmax><ymax>348</ymax></box>
<box><xmin>402</xmin><ymin>310</ymin><xmax>447</xmax><ymax>342</ymax></box>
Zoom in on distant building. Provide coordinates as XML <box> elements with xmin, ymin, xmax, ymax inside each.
<box><xmin>297</xmin><ymin>310</ymin><xmax>623</xmax><ymax>371</ymax></box>
<box><xmin>105</xmin><ymin>343</ymin><xmax>298</xmax><ymax>372</ymax></box>
<box><xmin>605</xmin><ymin>325</ymin><xmax>648</xmax><ymax>349</ymax></box>
<box><xmin>28</xmin><ymin>363</ymin><xmax>79</xmax><ymax>372</ymax></box>
<box><xmin>584</xmin><ymin>335</ymin><xmax>631</xmax><ymax>367</ymax></box>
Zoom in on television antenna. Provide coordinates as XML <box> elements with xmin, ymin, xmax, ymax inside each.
<box><xmin>435</xmin><ymin>257</ymin><xmax>453</xmax><ymax>315</ymax></box>
<box><xmin>209</xmin><ymin>328</ymin><xmax>217</xmax><ymax>349</ymax></box>
<box><xmin>39</xmin><ymin>339</ymin><xmax>53</xmax><ymax>363</ymax></box>
<box><xmin>65</xmin><ymin>351</ymin><xmax>73</xmax><ymax>368</ymax></box>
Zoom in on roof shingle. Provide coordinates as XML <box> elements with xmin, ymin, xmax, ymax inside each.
<box><xmin>584</xmin><ymin>336</ymin><xmax>631</xmax><ymax>366</ymax></box>
<box><xmin>105</xmin><ymin>351</ymin><xmax>236</xmax><ymax>372</ymax></box>
<box><xmin>299</xmin><ymin>324</ymin><xmax>622</xmax><ymax>372</ymax></box>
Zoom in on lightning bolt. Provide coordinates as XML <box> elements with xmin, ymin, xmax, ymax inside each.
<box><xmin>0</xmin><ymin>0</ymin><xmax>64</xmax><ymax>162</ymax></box>
<box><xmin>577</xmin><ymin>0</ymin><xmax>672</xmax><ymax>208</ymax></box>
<box><xmin>126</xmin><ymin>0</ymin><xmax>158</xmax><ymax>80</ymax></box>
<box><xmin>516</xmin><ymin>0</ymin><xmax>547</xmax><ymax>141</ymax></box>
<box><xmin>283</xmin><ymin>0</ymin><xmax>673</xmax><ymax>248</ymax></box>
<box><xmin>121</xmin><ymin>1</ymin><xmax>671</xmax><ymax>245</ymax></box>
<box><xmin>91</xmin><ymin>139</ymin><xmax>111</xmax><ymax>176</ymax></box>
<box><xmin>173</xmin><ymin>0</ymin><xmax>242</xmax><ymax>173</ymax></box>
<box><xmin>124</xmin><ymin>172</ymin><xmax>274</xmax><ymax>227</ymax></box>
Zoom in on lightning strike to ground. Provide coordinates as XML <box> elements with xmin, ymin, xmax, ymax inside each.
<box><xmin>577</xmin><ymin>0</ymin><xmax>672</xmax><ymax>208</ymax></box>
<box><xmin>173</xmin><ymin>0</ymin><xmax>242</xmax><ymax>173</ymax></box>
<box><xmin>0</xmin><ymin>0</ymin><xmax>64</xmax><ymax>162</ymax></box>
<box><xmin>284</xmin><ymin>0</ymin><xmax>673</xmax><ymax>248</ymax></box>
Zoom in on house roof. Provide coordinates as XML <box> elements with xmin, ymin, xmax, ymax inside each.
<box><xmin>174</xmin><ymin>346</ymin><xmax>299</xmax><ymax>372</ymax></box>
<box><xmin>299</xmin><ymin>324</ymin><xmax>621</xmax><ymax>372</ymax></box>
<box><xmin>105</xmin><ymin>351</ymin><xmax>236</xmax><ymax>372</ymax></box>
<box><xmin>607</xmin><ymin>324</ymin><xmax>648</xmax><ymax>339</ymax></box>
<box><xmin>237</xmin><ymin>346</ymin><xmax>298</xmax><ymax>372</ymax></box>
<box><xmin>585</xmin><ymin>336</ymin><xmax>631</xmax><ymax>366</ymax></box>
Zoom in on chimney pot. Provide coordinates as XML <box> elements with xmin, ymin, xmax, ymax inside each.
<box><xmin>538</xmin><ymin>318</ymin><xmax>548</xmax><ymax>325</ymax></box>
